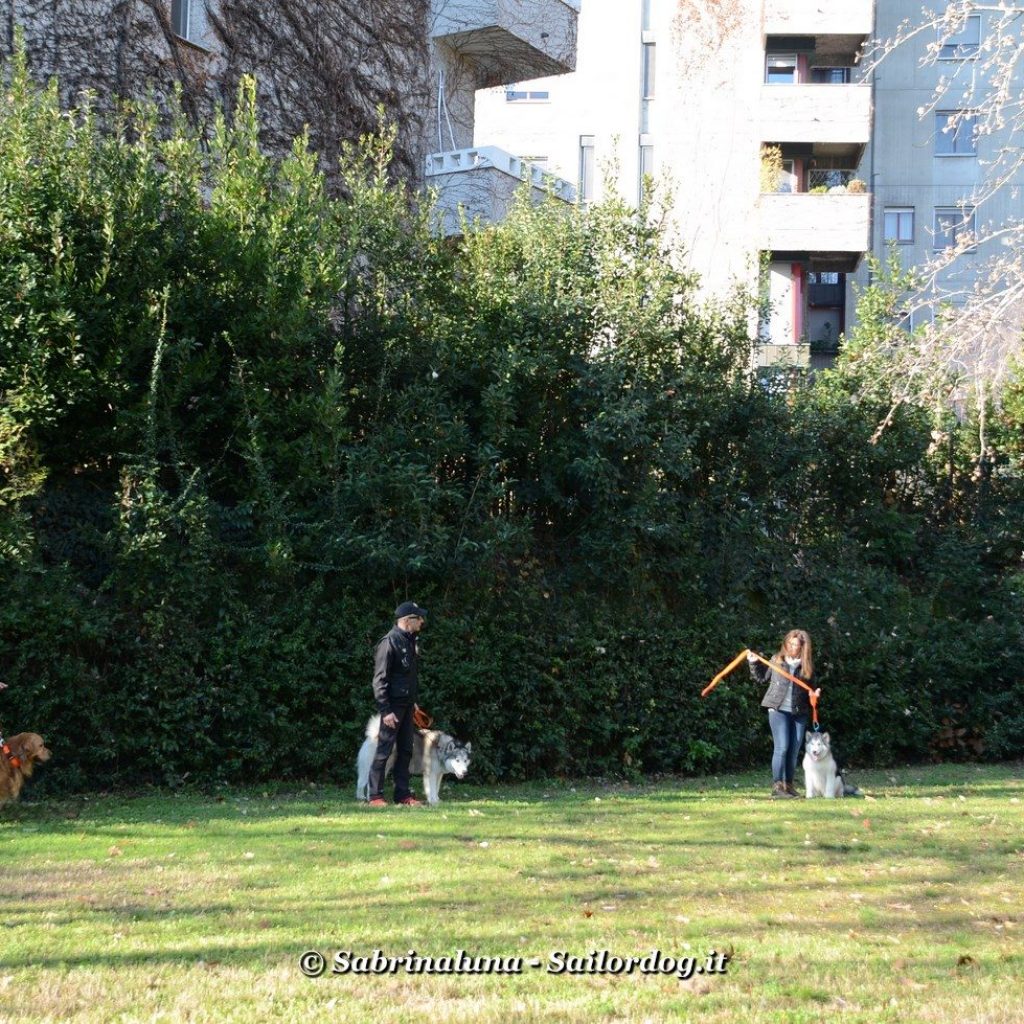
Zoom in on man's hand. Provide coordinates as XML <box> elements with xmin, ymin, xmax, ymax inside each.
<box><xmin>382</xmin><ymin>712</ymin><xmax>398</xmax><ymax>728</ymax></box>
<box><xmin>0</xmin><ymin>681</ymin><xmax>7</xmax><ymax>691</ymax></box>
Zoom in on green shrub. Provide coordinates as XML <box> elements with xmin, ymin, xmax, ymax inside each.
<box><xmin>2</xmin><ymin>51</ymin><xmax>1022</xmax><ymax>791</ymax></box>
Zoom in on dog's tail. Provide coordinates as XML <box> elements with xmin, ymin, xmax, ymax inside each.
<box><xmin>365</xmin><ymin>714</ymin><xmax>381</xmax><ymax>741</ymax></box>
<box><xmin>839</xmin><ymin>776</ymin><xmax>863</xmax><ymax>798</ymax></box>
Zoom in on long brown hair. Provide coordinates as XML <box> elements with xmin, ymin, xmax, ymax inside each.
<box><xmin>772</xmin><ymin>629</ymin><xmax>813</xmax><ymax>680</ymax></box>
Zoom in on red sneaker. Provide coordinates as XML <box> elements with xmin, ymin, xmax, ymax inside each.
<box><xmin>367</xmin><ymin>797</ymin><xmax>388</xmax><ymax>807</ymax></box>
<box><xmin>396</xmin><ymin>796</ymin><xmax>423</xmax><ymax>807</ymax></box>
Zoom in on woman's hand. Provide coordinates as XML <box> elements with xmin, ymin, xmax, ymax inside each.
<box><xmin>747</xmin><ymin>652</ymin><xmax>758</xmax><ymax>664</ymax></box>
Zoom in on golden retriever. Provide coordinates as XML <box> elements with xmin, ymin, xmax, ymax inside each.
<box><xmin>0</xmin><ymin>733</ymin><xmax>52</xmax><ymax>805</ymax></box>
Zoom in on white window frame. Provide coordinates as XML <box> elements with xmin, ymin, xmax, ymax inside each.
<box><xmin>883</xmin><ymin>207</ymin><xmax>915</xmax><ymax>244</ymax></box>
<box><xmin>765</xmin><ymin>54</ymin><xmax>798</xmax><ymax>85</ymax></box>
<box><xmin>642</xmin><ymin>42</ymin><xmax>656</xmax><ymax>99</ymax></box>
<box><xmin>638</xmin><ymin>142</ymin><xmax>654</xmax><ymax>204</ymax></box>
<box><xmin>933</xmin><ymin>206</ymin><xmax>976</xmax><ymax>251</ymax></box>
<box><xmin>939</xmin><ymin>14</ymin><xmax>981</xmax><ymax>60</ymax></box>
<box><xmin>579</xmin><ymin>135</ymin><xmax>595</xmax><ymax>205</ymax></box>
<box><xmin>777</xmin><ymin>159</ymin><xmax>795</xmax><ymax>193</ymax></box>
<box><xmin>171</xmin><ymin>0</ymin><xmax>213</xmax><ymax>49</ymax></box>
<box><xmin>505</xmin><ymin>88</ymin><xmax>551</xmax><ymax>103</ymax></box>
<box><xmin>935</xmin><ymin>111</ymin><xmax>978</xmax><ymax>156</ymax></box>
<box><xmin>641</xmin><ymin>0</ymin><xmax>653</xmax><ymax>32</ymax></box>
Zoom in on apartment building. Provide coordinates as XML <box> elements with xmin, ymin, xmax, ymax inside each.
<box><xmin>865</xmin><ymin>1</ymin><xmax>1024</xmax><ymax>330</ymax></box>
<box><xmin>0</xmin><ymin>0</ymin><xmax>579</xmax><ymax>229</ymax></box>
<box><xmin>476</xmin><ymin>0</ymin><xmax>874</xmax><ymax>366</ymax></box>
<box><xmin>477</xmin><ymin>0</ymin><xmax>1023</xmax><ymax>365</ymax></box>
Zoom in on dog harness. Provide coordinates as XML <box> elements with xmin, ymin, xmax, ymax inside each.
<box><xmin>0</xmin><ymin>732</ymin><xmax>22</xmax><ymax>769</ymax></box>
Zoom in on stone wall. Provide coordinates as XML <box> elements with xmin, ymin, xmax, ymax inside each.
<box><xmin>1</xmin><ymin>1</ymin><xmax>432</xmax><ymax>182</ymax></box>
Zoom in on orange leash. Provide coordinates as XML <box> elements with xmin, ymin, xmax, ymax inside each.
<box><xmin>702</xmin><ymin>648</ymin><xmax>820</xmax><ymax>728</ymax></box>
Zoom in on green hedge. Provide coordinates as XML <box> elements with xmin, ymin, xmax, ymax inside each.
<box><xmin>1</xmin><ymin>55</ymin><xmax>1022</xmax><ymax>792</ymax></box>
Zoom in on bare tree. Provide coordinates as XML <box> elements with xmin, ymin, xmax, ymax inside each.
<box><xmin>862</xmin><ymin>2</ymin><xmax>1024</xmax><ymax>439</ymax></box>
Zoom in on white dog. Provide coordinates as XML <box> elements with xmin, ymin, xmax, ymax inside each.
<box><xmin>356</xmin><ymin>715</ymin><xmax>472</xmax><ymax>805</ymax></box>
<box><xmin>803</xmin><ymin>731</ymin><xmax>861</xmax><ymax>798</ymax></box>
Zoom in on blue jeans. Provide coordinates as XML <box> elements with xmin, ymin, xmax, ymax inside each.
<box><xmin>768</xmin><ymin>709</ymin><xmax>808</xmax><ymax>784</ymax></box>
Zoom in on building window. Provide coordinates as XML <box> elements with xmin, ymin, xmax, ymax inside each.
<box><xmin>642</xmin><ymin>42</ymin><xmax>656</xmax><ymax>98</ymax></box>
<box><xmin>939</xmin><ymin>14</ymin><xmax>981</xmax><ymax>59</ymax></box>
<box><xmin>807</xmin><ymin>272</ymin><xmax>844</xmax><ymax>308</ymax></box>
<box><xmin>777</xmin><ymin>159</ymin><xmax>795</xmax><ymax>193</ymax></box>
<box><xmin>884</xmin><ymin>207</ymin><xmax>915</xmax><ymax>243</ymax></box>
<box><xmin>810</xmin><ymin>66</ymin><xmax>851</xmax><ymax>84</ymax></box>
<box><xmin>935</xmin><ymin>111</ymin><xmax>977</xmax><ymax>155</ymax></box>
<box><xmin>579</xmin><ymin>135</ymin><xmax>595</xmax><ymax>204</ymax></box>
<box><xmin>765</xmin><ymin>54</ymin><xmax>797</xmax><ymax>84</ymax></box>
<box><xmin>171</xmin><ymin>0</ymin><xmax>210</xmax><ymax>47</ymax></box>
<box><xmin>638</xmin><ymin>144</ymin><xmax>654</xmax><ymax>203</ymax></box>
<box><xmin>640</xmin><ymin>42</ymin><xmax>656</xmax><ymax>132</ymax></box>
<box><xmin>933</xmin><ymin>206</ymin><xmax>976</xmax><ymax>250</ymax></box>
<box><xmin>641</xmin><ymin>0</ymin><xmax>653</xmax><ymax>32</ymax></box>
<box><xmin>505</xmin><ymin>88</ymin><xmax>550</xmax><ymax>102</ymax></box>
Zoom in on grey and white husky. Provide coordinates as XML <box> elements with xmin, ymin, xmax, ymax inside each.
<box><xmin>803</xmin><ymin>731</ymin><xmax>862</xmax><ymax>798</ymax></box>
<box><xmin>355</xmin><ymin>715</ymin><xmax>472</xmax><ymax>805</ymax></box>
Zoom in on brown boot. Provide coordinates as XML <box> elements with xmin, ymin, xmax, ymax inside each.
<box><xmin>771</xmin><ymin>781</ymin><xmax>795</xmax><ymax>799</ymax></box>
<box><xmin>785</xmin><ymin>782</ymin><xmax>804</xmax><ymax>798</ymax></box>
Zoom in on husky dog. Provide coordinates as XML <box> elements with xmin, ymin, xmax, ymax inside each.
<box><xmin>356</xmin><ymin>715</ymin><xmax>472</xmax><ymax>805</ymax></box>
<box><xmin>803</xmin><ymin>731</ymin><xmax>862</xmax><ymax>798</ymax></box>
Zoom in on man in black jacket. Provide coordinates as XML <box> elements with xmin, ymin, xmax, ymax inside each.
<box><xmin>367</xmin><ymin>601</ymin><xmax>428</xmax><ymax>806</ymax></box>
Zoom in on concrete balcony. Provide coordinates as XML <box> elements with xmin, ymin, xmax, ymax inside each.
<box><xmin>761</xmin><ymin>84</ymin><xmax>871</xmax><ymax>148</ymax></box>
<box><xmin>430</xmin><ymin>0</ymin><xmax>578</xmax><ymax>87</ymax></box>
<box><xmin>759</xmin><ymin>192</ymin><xmax>870</xmax><ymax>266</ymax></box>
<box><xmin>763</xmin><ymin>0</ymin><xmax>874</xmax><ymax>39</ymax></box>
<box><xmin>425</xmin><ymin>145</ymin><xmax>576</xmax><ymax>235</ymax></box>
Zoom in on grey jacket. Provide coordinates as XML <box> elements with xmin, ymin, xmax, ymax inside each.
<box><xmin>750</xmin><ymin>657</ymin><xmax>811</xmax><ymax>717</ymax></box>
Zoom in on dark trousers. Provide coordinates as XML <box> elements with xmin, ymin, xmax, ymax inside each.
<box><xmin>368</xmin><ymin>704</ymin><xmax>415</xmax><ymax>801</ymax></box>
<box><xmin>768</xmin><ymin>709</ymin><xmax>808</xmax><ymax>784</ymax></box>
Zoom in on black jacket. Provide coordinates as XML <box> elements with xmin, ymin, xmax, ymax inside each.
<box><xmin>751</xmin><ymin>657</ymin><xmax>811</xmax><ymax>717</ymax></box>
<box><xmin>372</xmin><ymin>626</ymin><xmax>419</xmax><ymax>715</ymax></box>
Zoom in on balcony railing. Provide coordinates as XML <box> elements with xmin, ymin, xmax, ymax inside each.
<box><xmin>808</xmin><ymin>169</ymin><xmax>858</xmax><ymax>190</ymax></box>
<box><xmin>763</xmin><ymin>0</ymin><xmax>874</xmax><ymax>37</ymax></box>
<box><xmin>808</xmin><ymin>282</ymin><xmax>844</xmax><ymax>307</ymax></box>
<box><xmin>759</xmin><ymin>192</ymin><xmax>871</xmax><ymax>256</ymax></box>
<box><xmin>760</xmin><ymin>84</ymin><xmax>872</xmax><ymax>147</ymax></box>
<box><xmin>425</xmin><ymin>145</ymin><xmax>575</xmax><ymax>235</ymax></box>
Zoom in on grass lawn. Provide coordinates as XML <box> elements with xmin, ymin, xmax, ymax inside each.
<box><xmin>1</xmin><ymin>763</ymin><xmax>1022</xmax><ymax>1023</ymax></box>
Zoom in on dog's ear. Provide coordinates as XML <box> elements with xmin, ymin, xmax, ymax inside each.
<box><xmin>822</xmin><ymin>732</ymin><xmax>830</xmax><ymax>742</ymax></box>
<box><xmin>6</xmin><ymin>734</ymin><xmax>30</xmax><ymax>760</ymax></box>
<box><xmin>464</xmin><ymin>742</ymin><xmax>471</xmax><ymax>754</ymax></box>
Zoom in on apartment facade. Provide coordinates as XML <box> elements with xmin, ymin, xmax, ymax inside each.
<box><xmin>864</xmin><ymin>1</ymin><xmax>1024</xmax><ymax>329</ymax></box>
<box><xmin>0</xmin><ymin>0</ymin><xmax>578</xmax><ymax>228</ymax></box>
<box><xmin>477</xmin><ymin>0</ymin><xmax>1023</xmax><ymax>364</ymax></box>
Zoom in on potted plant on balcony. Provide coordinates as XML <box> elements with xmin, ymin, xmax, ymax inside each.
<box><xmin>759</xmin><ymin>145</ymin><xmax>784</xmax><ymax>193</ymax></box>
<box><xmin>847</xmin><ymin>178</ymin><xmax>867</xmax><ymax>194</ymax></box>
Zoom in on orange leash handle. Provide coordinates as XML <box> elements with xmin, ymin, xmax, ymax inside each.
<box><xmin>701</xmin><ymin>648</ymin><xmax>752</xmax><ymax>697</ymax></box>
<box><xmin>703</xmin><ymin>649</ymin><xmax>820</xmax><ymax>727</ymax></box>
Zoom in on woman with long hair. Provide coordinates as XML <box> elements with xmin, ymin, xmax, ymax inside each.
<box><xmin>748</xmin><ymin>629</ymin><xmax>819</xmax><ymax>799</ymax></box>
